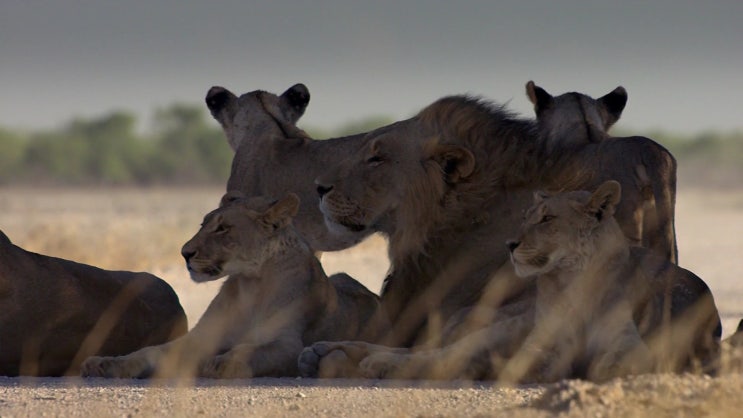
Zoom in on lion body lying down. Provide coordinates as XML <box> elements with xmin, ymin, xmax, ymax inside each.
<box><xmin>298</xmin><ymin>93</ymin><xmax>680</xmax><ymax>380</ymax></box>
<box><xmin>0</xmin><ymin>230</ymin><xmax>186</xmax><ymax>376</ymax></box>
<box><xmin>81</xmin><ymin>194</ymin><xmax>384</xmax><ymax>378</ymax></box>
<box><xmin>504</xmin><ymin>181</ymin><xmax>719</xmax><ymax>382</ymax></box>
<box><xmin>526</xmin><ymin>81</ymin><xmax>677</xmax><ymax>263</ymax></box>
<box><xmin>301</xmin><ymin>182</ymin><xmax>719</xmax><ymax>381</ymax></box>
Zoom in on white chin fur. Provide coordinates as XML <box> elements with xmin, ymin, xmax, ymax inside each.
<box><xmin>511</xmin><ymin>259</ymin><xmax>543</xmax><ymax>278</ymax></box>
<box><xmin>188</xmin><ymin>270</ymin><xmax>223</xmax><ymax>283</ymax></box>
<box><xmin>323</xmin><ymin>215</ymin><xmax>363</xmax><ymax>235</ymax></box>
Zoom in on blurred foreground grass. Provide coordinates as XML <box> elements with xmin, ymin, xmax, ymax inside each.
<box><xmin>0</xmin><ymin>187</ymin><xmax>741</xmax><ymax>332</ymax></box>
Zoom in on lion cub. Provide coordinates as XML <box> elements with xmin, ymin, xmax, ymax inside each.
<box><xmin>505</xmin><ymin>180</ymin><xmax>720</xmax><ymax>382</ymax></box>
<box><xmin>81</xmin><ymin>193</ymin><xmax>384</xmax><ymax>378</ymax></box>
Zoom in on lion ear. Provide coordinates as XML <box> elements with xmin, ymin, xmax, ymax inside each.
<box><xmin>205</xmin><ymin>86</ymin><xmax>237</xmax><ymax>116</ymax></box>
<box><xmin>261</xmin><ymin>193</ymin><xmax>300</xmax><ymax>230</ymax></box>
<box><xmin>280</xmin><ymin>83</ymin><xmax>311</xmax><ymax>121</ymax></box>
<box><xmin>586</xmin><ymin>180</ymin><xmax>622</xmax><ymax>221</ymax></box>
<box><xmin>430</xmin><ymin>144</ymin><xmax>475</xmax><ymax>183</ymax></box>
<box><xmin>597</xmin><ymin>86</ymin><xmax>627</xmax><ymax>129</ymax></box>
<box><xmin>526</xmin><ymin>81</ymin><xmax>553</xmax><ymax>113</ymax></box>
<box><xmin>219</xmin><ymin>190</ymin><xmax>247</xmax><ymax>208</ymax></box>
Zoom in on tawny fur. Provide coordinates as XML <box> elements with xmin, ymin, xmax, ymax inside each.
<box><xmin>80</xmin><ymin>194</ymin><xmax>384</xmax><ymax>379</ymax></box>
<box><xmin>208</xmin><ymin>83</ymin><xmax>407</xmax><ymax>251</ymax></box>
<box><xmin>0</xmin><ymin>231</ymin><xmax>186</xmax><ymax>377</ymax></box>
<box><xmin>504</xmin><ymin>181</ymin><xmax>719</xmax><ymax>382</ymax></box>
<box><xmin>526</xmin><ymin>81</ymin><xmax>677</xmax><ymax>262</ymax></box>
<box><xmin>301</xmin><ymin>93</ymin><xmax>678</xmax><ymax>380</ymax></box>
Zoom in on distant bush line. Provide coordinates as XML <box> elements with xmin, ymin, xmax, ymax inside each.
<box><xmin>0</xmin><ymin>104</ymin><xmax>740</xmax><ymax>187</ymax></box>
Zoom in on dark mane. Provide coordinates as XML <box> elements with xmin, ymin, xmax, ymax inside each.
<box><xmin>412</xmin><ymin>96</ymin><xmax>544</xmax><ymax>237</ymax></box>
<box><xmin>381</xmin><ymin>97</ymin><xmax>542</xmax><ymax>316</ymax></box>
<box><xmin>417</xmin><ymin>95</ymin><xmax>541</xmax><ymax>188</ymax></box>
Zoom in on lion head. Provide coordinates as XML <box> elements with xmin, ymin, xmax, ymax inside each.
<box><xmin>205</xmin><ymin>83</ymin><xmax>310</xmax><ymax>151</ymax></box>
<box><xmin>206</xmin><ymin>82</ymin><xmax>380</xmax><ymax>252</ymax></box>
<box><xmin>526</xmin><ymin>81</ymin><xmax>627</xmax><ymax>148</ymax></box>
<box><xmin>181</xmin><ymin>192</ymin><xmax>302</xmax><ymax>282</ymax></box>
<box><xmin>507</xmin><ymin>180</ymin><xmax>623</xmax><ymax>278</ymax></box>
<box><xmin>315</xmin><ymin>128</ymin><xmax>475</xmax><ymax>259</ymax></box>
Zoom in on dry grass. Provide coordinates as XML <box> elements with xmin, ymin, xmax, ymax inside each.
<box><xmin>0</xmin><ymin>187</ymin><xmax>389</xmax><ymax>325</ymax></box>
<box><xmin>1</xmin><ymin>186</ymin><xmax>743</xmax><ymax>416</ymax></box>
<box><xmin>0</xmin><ymin>186</ymin><xmax>740</xmax><ymax>337</ymax></box>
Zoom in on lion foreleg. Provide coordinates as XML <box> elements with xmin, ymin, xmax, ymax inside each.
<box><xmin>298</xmin><ymin>341</ymin><xmax>409</xmax><ymax>378</ymax></box>
<box><xmin>586</xmin><ymin>318</ymin><xmax>653</xmax><ymax>381</ymax></box>
<box><xmin>81</xmin><ymin>299</ymin><xmax>233</xmax><ymax>378</ymax></box>
<box><xmin>80</xmin><ymin>338</ymin><xmax>190</xmax><ymax>379</ymax></box>
<box><xmin>200</xmin><ymin>335</ymin><xmax>304</xmax><ymax>378</ymax></box>
<box><xmin>356</xmin><ymin>312</ymin><xmax>534</xmax><ymax>380</ymax></box>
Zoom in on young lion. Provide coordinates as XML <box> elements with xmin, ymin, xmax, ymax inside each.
<box><xmin>81</xmin><ymin>193</ymin><xmax>384</xmax><ymax>378</ymax></box>
<box><xmin>526</xmin><ymin>80</ymin><xmax>628</xmax><ymax>149</ymax></box>
<box><xmin>505</xmin><ymin>180</ymin><xmax>720</xmax><ymax>382</ymax></box>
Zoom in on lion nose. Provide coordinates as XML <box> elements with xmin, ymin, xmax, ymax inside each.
<box><xmin>506</xmin><ymin>240</ymin><xmax>520</xmax><ymax>253</ymax></box>
<box><xmin>316</xmin><ymin>182</ymin><xmax>333</xmax><ymax>198</ymax></box>
<box><xmin>181</xmin><ymin>249</ymin><xmax>196</xmax><ymax>262</ymax></box>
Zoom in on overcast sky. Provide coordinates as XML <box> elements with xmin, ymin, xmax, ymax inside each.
<box><xmin>1</xmin><ymin>1</ymin><xmax>741</xmax><ymax>134</ymax></box>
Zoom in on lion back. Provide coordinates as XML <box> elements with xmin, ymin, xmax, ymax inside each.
<box><xmin>631</xmin><ymin>247</ymin><xmax>721</xmax><ymax>371</ymax></box>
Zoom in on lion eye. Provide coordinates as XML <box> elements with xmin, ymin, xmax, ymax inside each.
<box><xmin>214</xmin><ymin>224</ymin><xmax>230</xmax><ymax>234</ymax></box>
<box><xmin>539</xmin><ymin>215</ymin><xmax>555</xmax><ymax>224</ymax></box>
<box><xmin>367</xmin><ymin>155</ymin><xmax>384</xmax><ymax>166</ymax></box>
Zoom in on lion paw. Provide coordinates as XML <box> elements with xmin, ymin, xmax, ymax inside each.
<box><xmin>358</xmin><ymin>352</ymin><xmax>408</xmax><ymax>378</ymax></box>
<box><xmin>298</xmin><ymin>345</ymin><xmax>323</xmax><ymax>378</ymax></box>
<box><xmin>80</xmin><ymin>355</ymin><xmax>153</xmax><ymax>379</ymax></box>
<box><xmin>200</xmin><ymin>354</ymin><xmax>252</xmax><ymax>379</ymax></box>
<box><xmin>298</xmin><ymin>341</ymin><xmax>375</xmax><ymax>378</ymax></box>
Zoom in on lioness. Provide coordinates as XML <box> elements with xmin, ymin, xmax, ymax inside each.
<box><xmin>209</xmin><ymin>82</ymin><xmax>675</xmax><ymax>263</ymax></box>
<box><xmin>526</xmin><ymin>81</ymin><xmax>627</xmax><ymax>148</ymax></box>
<box><xmin>81</xmin><ymin>193</ymin><xmax>383</xmax><ymax>378</ymax></box>
<box><xmin>0</xmin><ymin>230</ymin><xmax>186</xmax><ymax>377</ymax></box>
<box><xmin>527</xmin><ymin>81</ymin><xmax>677</xmax><ymax>263</ymax></box>
<box><xmin>300</xmin><ymin>94</ymin><xmax>679</xmax><ymax>379</ymax></box>
<box><xmin>206</xmin><ymin>83</ymin><xmax>384</xmax><ymax>251</ymax></box>
<box><xmin>503</xmin><ymin>180</ymin><xmax>720</xmax><ymax>382</ymax></box>
<box><xmin>308</xmin><ymin>180</ymin><xmax>718</xmax><ymax>381</ymax></box>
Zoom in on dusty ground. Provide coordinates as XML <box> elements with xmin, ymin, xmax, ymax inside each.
<box><xmin>0</xmin><ymin>186</ymin><xmax>742</xmax><ymax>417</ymax></box>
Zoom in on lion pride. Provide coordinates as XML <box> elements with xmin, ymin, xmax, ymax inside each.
<box><xmin>205</xmin><ymin>83</ymin><xmax>384</xmax><ymax>251</ymax></box>
<box><xmin>526</xmin><ymin>81</ymin><xmax>678</xmax><ymax>263</ymax></box>
<box><xmin>300</xmin><ymin>94</ymin><xmax>680</xmax><ymax>379</ymax></box>
<box><xmin>81</xmin><ymin>193</ymin><xmax>384</xmax><ymax>378</ymax></box>
<box><xmin>208</xmin><ymin>83</ymin><xmax>676</xmax><ymax>262</ymax></box>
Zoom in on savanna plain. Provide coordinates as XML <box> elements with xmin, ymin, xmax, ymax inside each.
<box><xmin>0</xmin><ymin>184</ymin><xmax>742</xmax><ymax>417</ymax></box>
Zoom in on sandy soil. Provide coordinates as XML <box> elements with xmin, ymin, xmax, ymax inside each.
<box><xmin>2</xmin><ymin>373</ymin><xmax>743</xmax><ymax>417</ymax></box>
<box><xmin>0</xmin><ymin>186</ymin><xmax>742</xmax><ymax>417</ymax></box>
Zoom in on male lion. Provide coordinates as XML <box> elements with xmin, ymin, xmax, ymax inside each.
<box><xmin>0</xmin><ymin>230</ymin><xmax>186</xmax><ymax>376</ymax></box>
<box><xmin>300</xmin><ymin>94</ymin><xmax>679</xmax><ymax>379</ymax></box>
<box><xmin>81</xmin><ymin>193</ymin><xmax>383</xmax><ymax>379</ymax></box>
<box><xmin>208</xmin><ymin>82</ymin><xmax>676</xmax><ymax>262</ymax></box>
<box><xmin>526</xmin><ymin>81</ymin><xmax>677</xmax><ymax>263</ymax></box>
<box><xmin>503</xmin><ymin>180</ymin><xmax>719</xmax><ymax>382</ymax></box>
<box><xmin>206</xmin><ymin>83</ymin><xmax>390</xmax><ymax>251</ymax></box>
